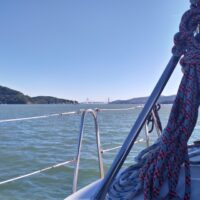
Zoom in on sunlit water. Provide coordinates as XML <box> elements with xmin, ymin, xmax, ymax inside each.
<box><xmin>0</xmin><ymin>104</ymin><xmax>199</xmax><ymax>200</ymax></box>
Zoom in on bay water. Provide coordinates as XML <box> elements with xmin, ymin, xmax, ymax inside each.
<box><xmin>0</xmin><ymin>104</ymin><xmax>199</xmax><ymax>200</ymax></box>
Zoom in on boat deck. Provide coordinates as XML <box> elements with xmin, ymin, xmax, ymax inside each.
<box><xmin>65</xmin><ymin>165</ymin><xmax>200</xmax><ymax>200</ymax></box>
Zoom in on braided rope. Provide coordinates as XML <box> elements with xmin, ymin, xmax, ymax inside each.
<box><xmin>107</xmin><ymin>2</ymin><xmax>200</xmax><ymax>200</ymax></box>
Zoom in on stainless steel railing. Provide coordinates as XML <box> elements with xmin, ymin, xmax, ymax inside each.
<box><xmin>72</xmin><ymin>109</ymin><xmax>104</xmax><ymax>193</ymax></box>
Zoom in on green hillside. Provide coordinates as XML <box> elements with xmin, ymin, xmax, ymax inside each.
<box><xmin>0</xmin><ymin>86</ymin><xmax>78</xmax><ymax>104</ymax></box>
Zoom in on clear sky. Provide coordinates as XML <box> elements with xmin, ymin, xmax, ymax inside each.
<box><xmin>0</xmin><ymin>0</ymin><xmax>189</xmax><ymax>102</ymax></box>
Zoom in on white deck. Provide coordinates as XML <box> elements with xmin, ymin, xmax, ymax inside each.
<box><xmin>65</xmin><ymin>165</ymin><xmax>200</xmax><ymax>200</ymax></box>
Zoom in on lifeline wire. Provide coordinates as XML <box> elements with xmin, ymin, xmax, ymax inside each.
<box><xmin>0</xmin><ymin>106</ymin><xmax>140</xmax><ymax>123</ymax></box>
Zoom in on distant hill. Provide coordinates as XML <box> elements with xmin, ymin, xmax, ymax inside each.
<box><xmin>110</xmin><ymin>95</ymin><xmax>176</xmax><ymax>104</ymax></box>
<box><xmin>32</xmin><ymin>96</ymin><xmax>77</xmax><ymax>104</ymax></box>
<box><xmin>0</xmin><ymin>86</ymin><xmax>78</xmax><ymax>104</ymax></box>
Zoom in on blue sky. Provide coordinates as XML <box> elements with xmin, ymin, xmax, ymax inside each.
<box><xmin>0</xmin><ymin>0</ymin><xmax>189</xmax><ymax>102</ymax></box>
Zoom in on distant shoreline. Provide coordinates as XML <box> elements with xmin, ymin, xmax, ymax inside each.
<box><xmin>110</xmin><ymin>95</ymin><xmax>176</xmax><ymax>104</ymax></box>
<box><xmin>0</xmin><ymin>85</ymin><xmax>78</xmax><ymax>104</ymax></box>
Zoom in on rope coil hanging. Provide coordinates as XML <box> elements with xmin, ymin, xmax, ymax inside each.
<box><xmin>107</xmin><ymin>1</ymin><xmax>200</xmax><ymax>199</ymax></box>
<box><xmin>147</xmin><ymin>104</ymin><xmax>162</xmax><ymax>134</ymax></box>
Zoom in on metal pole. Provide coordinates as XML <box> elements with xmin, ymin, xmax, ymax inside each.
<box><xmin>93</xmin><ymin>55</ymin><xmax>180</xmax><ymax>199</ymax></box>
<box><xmin>144</xmin><ymin>121</ymin><xmax>150</xmax><ymax>147</ymax></box>
<box><xmin>95</xmin><ymin>112</ymin><xmax>104</xmax><ymax>178</ymax></box>
<box><xmin>72</xmin><ymin>109</ymin><xmax>104</xmax><ymax>193</ymax></box>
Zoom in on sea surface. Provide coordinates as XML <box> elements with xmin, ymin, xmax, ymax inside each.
<box><xmin>0</xmin><ymin>104</ymin><xmax>199</xmax><ymax>200</ymax></box>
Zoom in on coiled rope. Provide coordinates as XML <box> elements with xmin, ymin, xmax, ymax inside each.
<box><xmin>107</xmin><ymin>1</ymin><xmax>200</xmax><ymax>199</ymax></box>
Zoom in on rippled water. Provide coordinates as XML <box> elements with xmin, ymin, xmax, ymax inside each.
<box><xmin>0</xmin><ymin>104</ymin><xmax>199</xmax><ymax>200</ymax></box>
